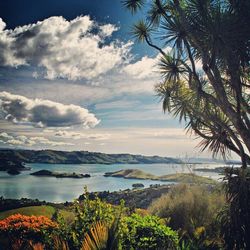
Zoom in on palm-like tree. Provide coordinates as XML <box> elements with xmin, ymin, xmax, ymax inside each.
<box><xmin>124</xmin><ymin>0</ymin><xmax>250</xmax><ymax>167</ymax></box>
<box><xmin>123</xmin><ymin>0</ymin><xmax>250</xmax><ymax>249</ymax></box>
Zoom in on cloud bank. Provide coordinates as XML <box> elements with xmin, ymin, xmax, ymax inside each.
<box><xmin>54</xmin><ymin>130</ymin><xmax>110</xmax><ymax>140</ymax></box>
<box><xmin>0</xmin><ymin>16</ymin><xmax>131</xmax><ymax>80</ymax></box>
<box><xmin>0</xmin><ymin>91</ymin><xmax>99</xmax><ymax>128</ymax></box>
<box><xmin>0</xmin><ymin>132</ymin><xmax>73</xmax><ymax>147</ymax></box>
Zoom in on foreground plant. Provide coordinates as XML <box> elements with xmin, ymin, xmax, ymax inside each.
<box><xmin>218</xmin><ymin>168</ymin><xmax>250</xmax><ymax>249</ymax></box>
<box><xmin>119</xmin><ymin>213</ymin><xmax>179</xmax><ymax>250</ymax></box>
<box><xmin>0</xmin><ymin>214</ymin><xmax>58</xmax><ymax>249</ymax></box>
<box><xmin>123</xmin><ymin>0</ymin><xmax>250</xmax><ymax>248</ymax></box>
<box><xmin>149</xmin><ymin>184</ymin><xmax>225</xmax><ymax>249</ymax></box>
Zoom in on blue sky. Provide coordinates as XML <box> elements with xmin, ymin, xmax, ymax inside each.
<box><xmin>0</xmin><ymin>0</ymin><xmax>216</xmax><ymax>158</ymax></box>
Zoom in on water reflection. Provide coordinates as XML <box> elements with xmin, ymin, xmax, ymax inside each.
<box><xmin>0</xmin><ymin>163</ymin><xmax>223</xmax><ymax>202</ymax></box>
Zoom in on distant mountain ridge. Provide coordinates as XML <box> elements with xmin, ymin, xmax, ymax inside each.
<box><xmin>0</xmin><ymin>149</ymin><xmax>182</xmax><ymax>171</ymax></box>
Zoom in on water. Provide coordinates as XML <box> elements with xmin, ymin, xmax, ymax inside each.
<box><xmin>0</xmin><ymin>163</ymin><xmax>224</xmax><ymax>202</ymax></box>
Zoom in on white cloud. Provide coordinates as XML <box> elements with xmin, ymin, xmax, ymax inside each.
<box><xmin>0</xmin><ymin>19</ymin><xmax>6</xmax><ymax>31</ymax></box>
<box><xmin>0</xmin><ymin>132</ymin><xmax>73</xmax><ymax>147</ymax></box>
<box><xmin>0</xmin><ymin>16</ymin><xmax>131</xmax><ymax>80</ymax></box>
<box><xmin>122</xmin><ymin>46</ymin><xmax>172</xmax><ymax>80</ymax></box>
<box><xmin>0</xmin><ymin>91</ymin><xmax>100</xmax><ymax>128</ymax></box>
<box><xmin>100</xmin><ymin>24</ymin><xmax>118</xmax><ymax>37</ymax></box>
<box><xmin>123</xmin><ymin>56</ymin><xmax>158</xmax><ymax>79</ymax></box>
<box><xmin>54</xmin><ymin>130</ymin><xmax>110</xmax><ymax>140</ymax></box>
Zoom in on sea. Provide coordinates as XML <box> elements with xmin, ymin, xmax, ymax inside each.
<box><xmin>0</xmin><ymin>163</ymin><xmax>225</xmax><ymax>202</ymax></box>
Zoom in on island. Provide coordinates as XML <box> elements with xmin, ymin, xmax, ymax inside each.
<box><xmin>104</xmin><ymin>169</ymin><xmax>217</xmax><ymax>185</ymax></box>
<box><xmin>132</xmin><ymin>183</ymin><xmax>145</xmax><ymax>188</ymax></box>
<box><xmin>30</xmin><ymin>169</ymin><xmax>91</xmax><ymax>178</ymax></box>
<box><xmin>104</xmin><ymin>169</ymin><xmax>155</xmax><ymax>179</ymax></box>
<box><xmin>0</xmin><ymin>159</ymin><xmax>31</xmax><ymax>175</ymax></box>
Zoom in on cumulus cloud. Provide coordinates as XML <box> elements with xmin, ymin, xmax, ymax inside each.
<box><xmin>0</xmin><ymin>91</ymin><xmax>100</xmax><ymax>128</ymax></box>
<box><xmin>0</xmin><ymin>132</ymin><xmax>73</xmax><ymax>146</ymax></box>
<box><xmin>0</xmin><ymin>16</ymin><xmax>131</xmax><ymax>80</ymax></box>
<box><xmin>123</xmin><ymin>56</ymin><xmax>158</xmax><ymax>79</ymax></box>
<box><xmin>122</xmin><ymin>47</ymin><xmax>172</xmax><ymax>80</ymax></box>
<box><xmin>54</xmin><ymin>130</ymin><xmax>110</xmax><ymax>140</ymax></box>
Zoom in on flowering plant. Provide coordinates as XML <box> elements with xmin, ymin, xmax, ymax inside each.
<box><xmin>0</xmin><ymin>214</ymin><xmax>58</xmax><ymax>248</ymax></box>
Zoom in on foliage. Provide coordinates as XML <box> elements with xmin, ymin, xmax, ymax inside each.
<box><xmin>0</xmin><ymin>214</ymin><xmax>58</xmax><ymax>249</ymax></box>
<box><xmin>123</xmin><ymin>1</ymin><xmax>250</xmax><ymax>247</ymax></box>
<box><xmin>82</xmin><ymin>221</ymin><xmax>109</xmax><ymax>250</ymax></box>
<box><xmin>149</xmin><ymin>184</ymin><xmax>225</xmax><ymax>248</ymax></box>
<box><xmin>56</xmin><ymin>188</ymin><xmax>116</xmax><ymax>250</ymax></box>
<box><xmin>81</xmin><ymin>218</ymin><xmax>122</xmax><ymax>250</ymax></box>
<box><xmin>119</xmin><ymin>213</ymin><xmax>179</xmax><ymax>250</ymax></box>
<box><xmin>218</xmin><ymin>168</ymin><xmax>250</xmax><ymax>249</ymax></box>
<box><xmin>0</xmin><ymin>205</ymin><xmax>56</xmax><ymax>220</ymax></box>
<box><xmin>122</xmin><ymin>0</ymin><xmax>250</xmax><ymax>167</ymax></box>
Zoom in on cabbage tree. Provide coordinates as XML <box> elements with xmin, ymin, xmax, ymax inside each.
<box><xmin>123</xmin><ymin>0</ymin><xmax>250</xmax><ymax>168</ymax></box>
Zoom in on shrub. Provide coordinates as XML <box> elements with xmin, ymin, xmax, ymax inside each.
<box><xmin>0</xmin><ymin>214</ymin><xmax>58</xmax><ymax>249</ymax></box>
<box><xmin>149</xmin><ymin>184</ymin><xmax>226</xmax><ymax>249</ymax></box>
<box><xmin>219</xmin><ymin>168</ymin><xmax>250</xmax><ymax>249</ymax></box>
<box><xmin>56</xmin><ymin>189</ymin><xmax>116</xmax><ymax>250</ymax></box>
<box><xmin>149</xmin><ymin>184</ymin><xmax>225</xmax><ymax>234</ymax></box>
<box><xmin>119</xmin><ymin>213</ymin><xmax>179</xmax><ymax>250</ymax></box>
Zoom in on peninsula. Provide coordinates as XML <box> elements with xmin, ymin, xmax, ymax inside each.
<box><xmin>104</xmin><ymin>169</ymin><xmax>217</xmax><ymax>185</ymax></box>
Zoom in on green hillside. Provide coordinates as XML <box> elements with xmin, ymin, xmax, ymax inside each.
<box><xmin>0</xmin><ymin>149</ymin><xmax>182</xmax><ymax>173</ymax></box>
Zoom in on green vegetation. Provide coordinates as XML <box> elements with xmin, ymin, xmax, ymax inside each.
<box><xmin>105</xmin><ymin>169</ymin><xmax>217</xmax><ymax>184</ymax></box>
<box><xmin>0</xmin><ymin>184</ymin><xmax>235</xmax><ymax>249</ymax></box>
<box><xmin>123</xmin><ymin>0</ymin><xmax>250</xmax><ymax>248</ymax></box>
<box><xmin>85</xmin><ymin>184</ymin><xmax>171</xmax><ymax>209</ymax></box>
<box><xmin>119</xmin><ymin>214</ymin><xmax>179</xmax><ymax>250</ymax></box>
<box><xmin>194</xmin><ymin>167</ymin><xmax>226</xmax><ymax>173</ymax></box>
<box><xmin>149</xmin><ymin>184</ymin><xmax>225</xmax><ymax>248</ymax></box>
<box><xmin>0</xmin><ymin>149</ymin><xmax>181</xmax><ymax>173</ymax></box>
<box><xmin>218</xmin><ymin>168</ymin><xmax>250</xmax><ymax>249</ymax></box>
<box><xmin>0</xmin><ymin>205</ymin><xmax>75</xmax><ymax>223</ymax></box>
<box><xmin>0</xmin><ymin>205</ymin><xmax>56</xmax><ymax>220</ymax></box>
<box><xmin>123</xmin><ymin>0</ymin><xmax>250</xmax><ymax>166</ymax></box>
<box><xmin>159</xmin><ymin>173</ymin><xmax>217</xmax><ymax>184</ymax></box>
<box><xmin>0</xmin><ymin>192</ymin><xmax>180</xmax><ymax>250</ymax></box>
<box><xmin>104</xmin><ymin>169</ymin><xmax>156</xmax><ymax>179</ymax></box>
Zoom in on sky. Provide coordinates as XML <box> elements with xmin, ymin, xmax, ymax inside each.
<box><xmin>0</xmin><ymin>0</ymin><xmax>220</xmax><ymax>158</ymax></box>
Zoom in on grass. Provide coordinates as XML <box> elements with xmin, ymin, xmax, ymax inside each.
<box><xmin>105</xmin><ymin>169</ymin><xmax>156</xmax><ymax>179</ymax></box>
<box><xmin>0</xmin><ymin>205</ymin><xmax>75</xmax><ymax>222</ymax></box>
<box><xmin>160</xmin><ymin>173</ymin><xmax>217</xmax><ymax>185</ymax></box>
<box><xmin>105</xmin><ymin>169</ymin><xmax>217</xmax><ymax>185</ymax></box>
<box><xmin>0</xmin><ymin>205</ymin><xmax>55</xmax><ymax>220</ymax></box>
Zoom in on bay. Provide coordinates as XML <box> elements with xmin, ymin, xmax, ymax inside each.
<box><xmin>0</xmin><ymin>163</ymin><xmax>223</xmax><ymax>202</ymax></box>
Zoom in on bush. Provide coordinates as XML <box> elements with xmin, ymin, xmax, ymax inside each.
<box><xmin>0</xmin><ymin>214</ymin><xmax>58</xmax><ymax>249</ymax></box>
<box><xmin>149</xmin><ymin>184</ymin><xmax>225</xmax><ymax>232</ymax></box>
<box><xmin>149</xmin><ymin>184</ymin><xmax>225</xmax><ymax>249</ymax></box>
<box><xmin>56</xmin><ymin>189</ymin><xmax>116</xmax><ymax>250</ymax></box>
<box><xmin>219</xmin><ymin>168</ymin><xmax>250</xmax><ymax>249</ymax></box>
<box><xmin>119</xmin><ymin>213</ymin><xmax>179</xmax><ymax>250</ymax></box>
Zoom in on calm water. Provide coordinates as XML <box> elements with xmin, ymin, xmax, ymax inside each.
<box><xmin>0</xmin><ymin>163</ymin><xmax>224</xmax><ymax>202</ymax></box>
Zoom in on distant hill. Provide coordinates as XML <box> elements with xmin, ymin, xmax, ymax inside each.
<box><xmin>182</xmin><ymin>157</ymin><xmax>241</xmax><ymax>165</ymax></box>
<box><xmin>0</xmin><ymin>149</ymin><xmax>182</xmax><ymax>172</ymax></box>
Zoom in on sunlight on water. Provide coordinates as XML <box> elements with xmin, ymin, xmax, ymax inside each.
<box><xmin>0</xmin><ymin>163</ymin><xmax>223</xmax><ymax>202</ymax></box>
